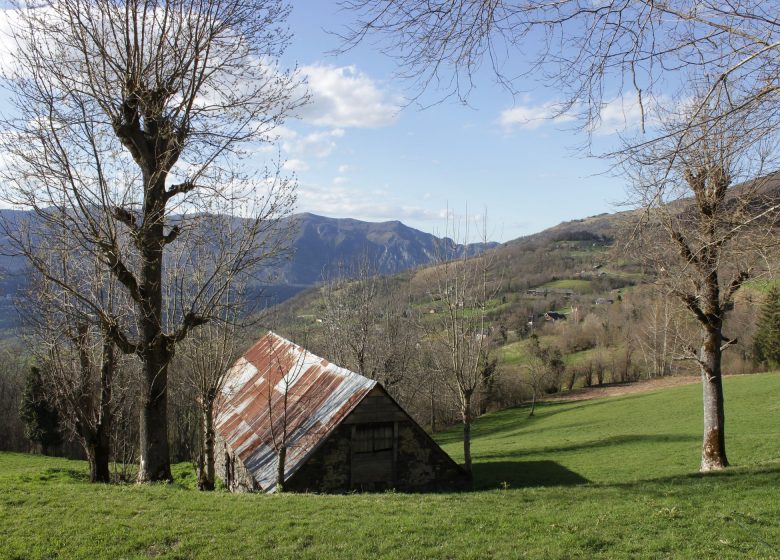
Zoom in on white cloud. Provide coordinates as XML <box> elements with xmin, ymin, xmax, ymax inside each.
<box><xmin>0</xmin><ymin>10</ymin><xmax>21</xmax><ymax>74</ymax></box>
<box><xmin>333</xmin><ymin>176</ymin><xmax>348</xmax><ymax>185</ymax></box>
<box><xmin>274</xmin><ymin>126</ymin><xmax>299</xmax><ymax>142</ymax></box>
<box><xmin>282</xmin><ymin>128</ymin><xmax>345</xmax><ymax>159</ymax></box>
<box><xmin>591</xmin><ymin>95</ymin><xmax>648</xmax><ymax>135</ymax></box>
<box><xmin>297</xmin><ymin>183</ymin><xmax>446</xmax><ymax>223</ymax></box>
<box><xmin>500</xmin><ymin>101</ymin><xmax>576</xmax><ymax>130</ymax></box>
<box><xmin>283</xmin><ymin>158</ymin><xmax>309</xmax><ymax>172</ymax></box>
<box><xmin>299</xmin><ymin>64</ymin><xmax>400</xmax><ymax>128</ymax></box>
<box><xmin>337</xmin><ymin>164</ymin><xmax>351</xmax><ymax>174</ymax></box>
<box><xmin>500</xmin><ymin>94</ymin><xmax>652</xmax><ymax>135</ymax></box>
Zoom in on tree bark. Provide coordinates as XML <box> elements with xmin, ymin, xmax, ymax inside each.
<box><xmin>462</xmin><ymin>392</ymin><xmax>472</xmax><ymax>477</ymax></box>
<box><xmin>77</xmin><ymin>330</ymin><xmax>113</xmax><ymax>483</ymax></box>
<box><xmin>700</xmin><ymin>326</ymin><xmax>728</xmax><ymax>471</ymax></box>
<box><xmin>138</xmin><ymin>343</ymin><xmax>172</xmax><ymax>482</ymax></box>
<box><xmin>91</xmin><ymin>338</ymin><xmax>114</xmax><ymax>484</ymax></box>
<box><xmin>137</xmin><ymin>176</ymin><xmax>173</xmax><ymax>483</ymax></box>
<box><xmin>198</xmin><ymin>399</ymin><xmax>216</xmax><ymax>491</ymax></box>
<box><xmin>86</xmin><ymin>439</ymin><xmax>111</xmax><ymax>483</ymax></box>
<box><xmin>224</xmin><ymin>451</ymin><xmax>234</xmax><ymax>491</ymax></box>
<box><xmin>276</xmin><ymin>445</ymin><xmax>287</xmax><ymax>492</ymax></box>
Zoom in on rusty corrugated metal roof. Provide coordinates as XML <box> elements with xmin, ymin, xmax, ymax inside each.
<box><xmin>215</xmin><ymin>331</ymin><xmax>376</xmax><ymax>492</ymax></box>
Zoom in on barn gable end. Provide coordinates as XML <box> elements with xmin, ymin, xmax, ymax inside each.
<box><xmin>286</xmin><ymin>386</ymin><xmax>468</xmax><ymax>493</ymax></box>
<box><xmin>214</xmin><ymin>331</ymin><xmax>467</xmax><ymax>493</ymax></box>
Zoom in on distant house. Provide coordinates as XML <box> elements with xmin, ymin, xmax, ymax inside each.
<box><xmin>544</xmin><ymin>311</ymin><xmax>567</xmax><ymax>322</ymax></box>
<box><xmin>214</xmin><ymin>332</ymin><xmax>467</xmax><ymax>493</ymax></box>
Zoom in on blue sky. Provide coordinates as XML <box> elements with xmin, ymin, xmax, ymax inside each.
<box><xmin>272</xmin><ymin>3</ymin><xmax>642</xmax><ymax>242</ymax></box>
<box><xmin>0</xmin><ymin>2</ymin><xmax>644</xmax><ymax>243</ymax></box>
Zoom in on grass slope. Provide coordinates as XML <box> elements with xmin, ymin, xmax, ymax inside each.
<box><xmin>2</xmin><ymin>374</ymin><xmax>780</xmax><ymax>559</ymax></box>
<box><xmin>437</xmin><ymin>373</ymin><xmax>780</xmax><ymax>486</ymax></box>
<box><xmin>540</xmin><ymin>279</ymin><xmax>593</xmax><ymax>291</ymax></box>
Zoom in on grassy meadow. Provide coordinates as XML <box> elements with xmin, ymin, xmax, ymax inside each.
<box><xmin>1</xmin><ymin>373</ymin><xmax>779</xmax><ymax>559</ymax></box>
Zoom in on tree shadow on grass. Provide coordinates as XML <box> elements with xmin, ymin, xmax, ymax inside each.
<box><xmin>28</xmin><ymin>467</ymin><xmax>89</xmax><ymax>483</ymax></box>
<box><xmin>434</xmin><ymin>399</ymin><xmax>630</xmax><ymax>446</ymax></box>
<box><xmin>472</xmin><ymin>460</ymin><xmax>589</xmax><ymax>490</ymax></box>
<box><xmin>475</xmin><ymin>433</ymin><xmax>697</xmax><ymax>461</ymax></box>
<box><xmin>432</xmin><ymin>403</ymin><xmax>582</xmax><ymax>446</ymax></box>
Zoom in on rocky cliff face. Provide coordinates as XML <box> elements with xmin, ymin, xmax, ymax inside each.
<box><xmin>281</xmin><ymin>213</ymin><xmax>496</xmax><ymax>286</ymax></box>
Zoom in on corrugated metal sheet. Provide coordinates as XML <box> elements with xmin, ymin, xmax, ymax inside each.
<box><xmin>216</xmin><ymin>331</ymin><xmax>376</xmax><ymax>492</ymax></box>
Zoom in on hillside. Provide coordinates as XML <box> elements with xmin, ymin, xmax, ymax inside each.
<box><xmin>271</xmin><ymin>196</ymin><xmax>777</xmax><ymax>417</ymax></box>
<box><xmin>269</xmin><ymin>207</ymin><xmax>654</xmax><ymax>411</ymax></box>
<box><xmin>2</xmin><ymin>373</ymin><xmax>779</xmax><ymax>559</ymax></box>
<box><xmin>0</xmin><ymin>211</ymin><xmax>497</xmax><ymax>330</ymax></box>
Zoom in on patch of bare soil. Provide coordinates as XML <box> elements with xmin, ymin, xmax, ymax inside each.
<box><xmin>544</xmin><ymin>376</ymin><xmax>700</xmax><ymax>402</ymax></box>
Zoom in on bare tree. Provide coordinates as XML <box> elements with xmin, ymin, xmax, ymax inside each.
<box><xmin>341</xmin><ymin>1</ymin><xmax>780</xmax><ymax>143</ymax></box>
<box><xmin>1</xmin><ymin>347</ymin><xmax>37</xmax><ymax>453</ymax></box>
<box><xmin>422</xmin><ymin>218</ymin><xmax>499</xmax><ymax>477</ymax></box>
<box><xmin>342</xmin><ymin>1</ymin><xmax>780</xmax><ymax>474</ymax></box>
<box><xmin>522</xmin><ymin>334</ymin><xmax>566</xmax><ymax>417</ymax></box>
<box><xmin>0</xmin><ymin>0</ymin><xmax>303</xmax><ymax>481</ymax></box>
<box><xmin>264</xmin><ymin>332</ymin><xmax>311</xmax><ymax>493</ymax></box>
<box><xmin>622</xmin><ymin>84</ymin><xmax>780</xmax><ymax>471</ymax></box>
<box><xmin>177</xmin><ymin>310</ymin><xmax>242</xmax><ymax>491</ymax></box>
<box><xmin>19</xmin><ymin>254</ymin><xmax>129</xmax><ymax>483</ymax></box>
<box><xmin>319</xmin><ymin>256</ymin><xmax>417</xmax><ymax>393</ymax></box>
<box><xmin>633</xmin><ymin>290</ymin><xmax>685</xmax><ymax>379</ymax></box>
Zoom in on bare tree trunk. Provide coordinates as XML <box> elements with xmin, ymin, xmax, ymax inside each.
<box><xmin>276</xmin><ymin>445</ymin><xmax>287</xmax><ymax>492</ymax></box>
<box><xmin>566</xmin><ymin>370</ymin><xmax>577</xmax><ymax>391</ymax></box>
<box><xmin>198</xmin><ymin>399</ymin><xmax>216</xmax><ymax>491</ymax></box>
<box><xmin>462</xmin><ymin>392</ymin><xmax>472</xmax><ymax>477</ymax></box>
<box><xmin>92</xmin><ymin>338</ymin><xmax>114</xmax><ymax>483</ymax></box>
<box><xmin>529</xmin><ymin>392</ymin><xmax>536</xmax><ymax>417</ymax></box>
<box><xmin>85</xmin><ymin>442</ymin><xmax>98</xmax><ymax>482</ymax></box>
<box><xmin>138</xmin><ymin>180</ymin><xmax>173</xmax><ymax>483</ymax></box>
<box><xmin>223</xmin><ymin>451</ymin><xmax>234</xmax><ymax>491</ymax></box>
<box><xmin>76</xmin><ymin>328</ymin><xmax>113</xmax><ymax>483</ymax></box>
<box><xmin>85</xmin><ymin>439</ymin><xmax>112</xmax><ymax>484</ymax></box>
<box><xmin>429</xmin><ymin>386</ymin><xmax>436</xmax><ymax>433</ymax></box>
<box><xmin>138</xmin><ymin>341</ymin><xmax>172</xmax><ymax>482</ymax></box>
<box><xmin>700</xmin><ymin>326</ymin><xmax>728</xmax><ymax>471</ymax></box>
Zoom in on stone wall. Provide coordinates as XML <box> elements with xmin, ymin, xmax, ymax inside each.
<box><xmin>285</xmin><ymin>388</ymin><xmax>468</xmax><ymax>493</ymax></box>
<box><xmin>394</xmin><ymin>421</ymin><xmax>468</xmax><ymax>492</ymax></box>
<box><xmin>214</xmin><ymin>431</ymin><xmax>260</xmax><ymax>493</ymax></box>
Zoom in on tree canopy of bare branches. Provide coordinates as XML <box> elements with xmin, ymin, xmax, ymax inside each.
<box><xmin>0</xmin><ymin>0</ymin><xmax>304</xmax><ymax>481</ymax></box>
<box><xmin>422</xmin><ymin>220</ymin><xmax>500</xmax><ymax>477</ymax></box>
<box><xmin>341</xmin><ymin>1</ymin><xmax>780</xmax><ymax>143</ymax></box>
<box><xmin>178</xmin><ymin>315</ymin><xmax>242</xmax><ymax>491</ymax></box>
<box><xmin>319</xmin><ymin>256</ymin><xmax>418</xmax><ymax>393</ymax></box>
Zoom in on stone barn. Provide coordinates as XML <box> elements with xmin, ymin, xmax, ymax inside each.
<box><xmin>214</xmin><ymin>331</ymin><xmax>468</xmax><ymax>493</ymax></box>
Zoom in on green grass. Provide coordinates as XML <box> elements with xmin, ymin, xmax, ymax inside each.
<box><xmin>2</xmin><ymin>373</ymin><xmax>780</xmax><ymax>559</ymax></box>
<box><xmin>743</xmin><ymin>278</ymin><xmax>780</xmax><ymax>294</ymax></box>
<box><xmin>497</xmin><ymin>338</ymin><xmax>531</xmax><ymax>365</ymax></box>
<box><xmin>438</xmin><ymin>373</ymin><xmax>780</xmax><ymax>485</ymax></box>
<box><xmin>563</xmin><ymin>346</ymin><xmax>602</xmax><ymax>366</ymax></box>
<box><xmin>540</xmin><ymin>279</ymin><xmax>593</xmax><ymax>291</ymax></box>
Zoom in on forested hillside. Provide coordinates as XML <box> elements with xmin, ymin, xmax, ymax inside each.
<box><xmin>268</xmin><ymin>205</ymin><xmax>776</xmax><ymax>434</ymax></box>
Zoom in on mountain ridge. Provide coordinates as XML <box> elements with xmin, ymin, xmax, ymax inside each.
<box><xmin>0</xmin><ymin>210</ymin><xmax>500</xmax><ymax>328</ymax></box>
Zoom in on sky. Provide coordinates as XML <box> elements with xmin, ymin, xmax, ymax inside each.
<box><xmin>270</xmin><ymin>2</ymin><xmax>642</xmax><ymax>242</ymax></box>
<box><xmin>0</xmin><ymin>2</ymin><xmax>645</xmax><ymax>244</ymax></box>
